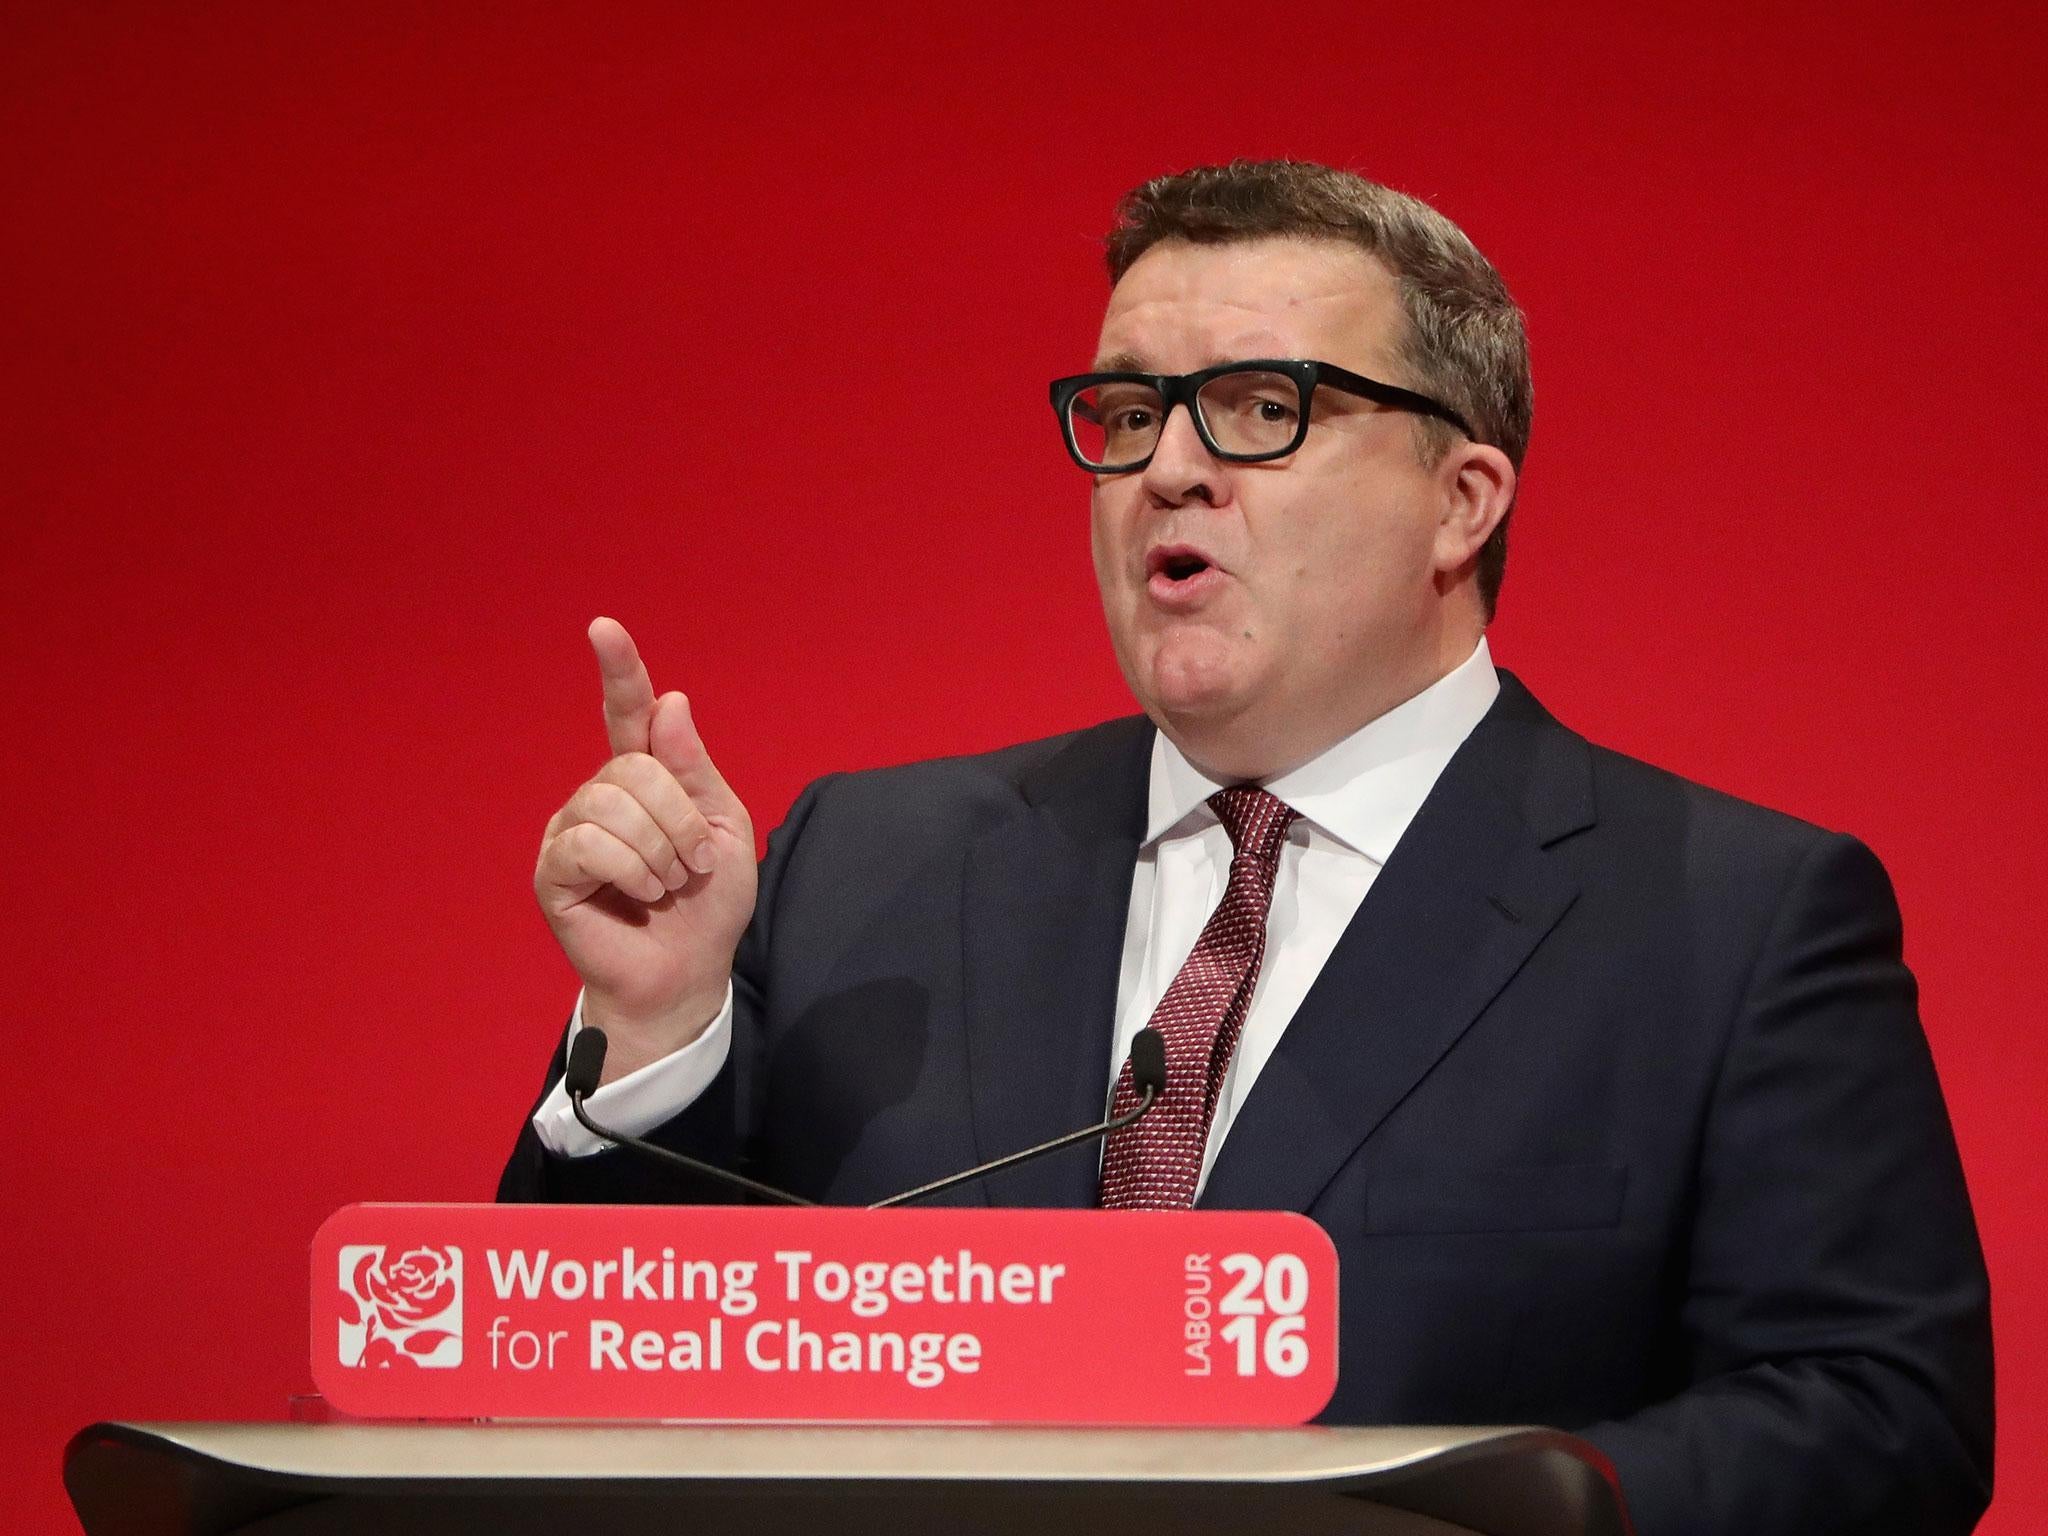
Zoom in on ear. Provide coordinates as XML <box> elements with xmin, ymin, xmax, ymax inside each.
<box><xmin>1431</xmin><ymin>442</ymin><xmax>1517</xmax><ymax>574</ymax></box>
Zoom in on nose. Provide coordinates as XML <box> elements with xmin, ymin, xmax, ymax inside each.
<box><xmin>1138</xmin><ymin>402</ymin><xmax>1222</xmax><ymax>507</ymax></box>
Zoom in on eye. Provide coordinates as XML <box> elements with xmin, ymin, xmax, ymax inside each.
<box><xmin>1253</xmin><ymin>398</ymin><xmax>1296</xmax><ymax>424</ymax></box>
<box><xmin>1110</xmin><ymin>405</ymin><xmax>1157</xmax><ymax>432</ymax></box>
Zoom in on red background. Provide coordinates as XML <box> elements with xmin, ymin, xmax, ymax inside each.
<box><xmin>4</xmin><ymin>3</ymin><xmax>2042</xmax><ymax>1530</ymax></box>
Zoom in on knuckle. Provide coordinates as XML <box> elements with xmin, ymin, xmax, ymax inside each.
<box><xmin>598</xmin><ymin>751</ymin><xmax>652</xmax><ymax>781</ymax></box>
<box><xmin>583</xmin><ymin>780</ymin><xmax>637</xmax><ymax>821</ymax></box>
<box><xmin>605</xmin><ymin>751</ymin><xmax>669</xmax><ymax>794</ymax></box>
<box><xmin>565</xmin><ymin>821</ymin><xmax>615</xmax><ymax>866</ymax></box>
<box><xmin>536</xmin><ymin>828</ymin><xmax>586</xmax><ymax>884</ymax></box>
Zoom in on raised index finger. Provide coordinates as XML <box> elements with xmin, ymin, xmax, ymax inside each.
<box><xmin>588</xmin><ymin>616</ymin><xmax>657</xmax><ymax>756</ymax></box>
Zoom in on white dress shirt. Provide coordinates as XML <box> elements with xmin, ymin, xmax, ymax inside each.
<box><xmin>535</xmin><ymin>638</ymin><xmax>1501</xmax><ymax>1194</ymax></box>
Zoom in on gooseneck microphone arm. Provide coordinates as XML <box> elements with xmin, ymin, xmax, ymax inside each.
<box><xmin>564</xmin><ymin>1027</ymin><xmax>816</xmax><ymax>1207</ymax></box>
<box><xmin>565</xmin><ymin>1024</ymin><xmax>1170</xmax><ymax>1212</ymax></box>
<box><xmin>867</xmin><ymin>1027</ymin><xmax>1170</xmax><ymax>1209</ymax></box>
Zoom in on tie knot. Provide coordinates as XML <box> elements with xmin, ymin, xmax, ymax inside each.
<box><xmin>1208</xmin><ymin>786</ymin><xmax>1297</xmax><ymax>867</ymax></box>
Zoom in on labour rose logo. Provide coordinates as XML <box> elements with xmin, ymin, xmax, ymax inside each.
<box><xmin>339</xmin><ymin>1244</ymin><xmax>462</xmax><ymax>1367</ymax></box>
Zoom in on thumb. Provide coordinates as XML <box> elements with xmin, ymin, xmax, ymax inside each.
<box><xmin>649</xmin><ymin>691</ymin><xmax>742</xmax><ymax>820</ymax></box>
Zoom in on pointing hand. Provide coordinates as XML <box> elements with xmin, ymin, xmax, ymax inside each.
<box><xmin>534</xmin><ymin>618</ymin><xmax>757</xmax><ymax>1080</ymax></box>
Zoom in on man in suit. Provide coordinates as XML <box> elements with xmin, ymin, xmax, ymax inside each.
<box><xmin>501</xmin><ymin>162</ymin><xmax>1993</xmax><ymax>1535</ymax></box>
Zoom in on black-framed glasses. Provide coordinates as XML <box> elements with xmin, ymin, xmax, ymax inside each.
<box><xmin>1048</xmin><ymin>358</ymin><xmax>1475</xmax><ymax>474</ymax></box>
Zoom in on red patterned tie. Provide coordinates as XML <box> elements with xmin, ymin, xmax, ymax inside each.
<box><xmin>1099</xmin><ymin>786</ymin><xmax>1299</xmax><ymax>1210</ymax></box>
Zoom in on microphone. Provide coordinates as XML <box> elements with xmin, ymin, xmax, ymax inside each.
<box><xmin>565</xmin><ymin>1027</ymin><xmax>815</xmax><ymax>1206</ymax></box>
<box><xmin>868</xmin><ymin>1027</ymin><xmax>1170</xmax><ymax>1209</ymax></box>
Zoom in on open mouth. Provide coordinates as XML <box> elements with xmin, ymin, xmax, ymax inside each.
<box><xmin>1148</xmin><ymin>545</ymin><xmax>1215</xmax><ymax>584</ymax></box>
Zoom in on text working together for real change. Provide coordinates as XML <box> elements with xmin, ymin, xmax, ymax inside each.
<box><xmin>484</xmin><ymin>1245</ymin><xmax>1069</xmax><ymax>1389</ymax></box>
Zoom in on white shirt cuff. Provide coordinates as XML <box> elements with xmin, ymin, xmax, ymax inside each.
<box><xmin>530</xmin><ymin>984</ymin><xmax>736</xmax><ymax>1157</ymax></box>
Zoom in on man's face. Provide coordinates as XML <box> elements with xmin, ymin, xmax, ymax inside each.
<box><xmin>1088</xmin><ymin>236</ymin><xmax>1461</xmax><ymax>777</ymax></box>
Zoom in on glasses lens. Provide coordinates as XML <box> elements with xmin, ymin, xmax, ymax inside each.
<box><xmin>1067</xmin><ymin>380</ymin><xmax>1163</xmax><ymax>469</ymax></box>
<box><xmin>1196</xmin><ymin>368</ymin><xmax>1304</xmax><ymax>457</ymax></box>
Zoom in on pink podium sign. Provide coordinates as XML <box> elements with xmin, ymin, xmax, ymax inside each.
<box><xmin>313</xmin><ymin>1202</ymin><xmax>1338</xmax><ymax>1424</ymax></box>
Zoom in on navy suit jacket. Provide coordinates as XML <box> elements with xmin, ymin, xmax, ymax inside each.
<box><xmin>502</xmin><ymin>671</ymin><xmax>1993</xmax><ymax>1536</ymax></box>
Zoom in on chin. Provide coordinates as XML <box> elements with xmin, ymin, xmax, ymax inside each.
<box><xmin>1139</xmin><ymin>656</ymin><xmax>1254</xmax><ymax>724</ymax></box>
<box><xmin>1110</xmin><ymin>620</ymin><xmax>1259</xmax><ymax>723</ymax></box>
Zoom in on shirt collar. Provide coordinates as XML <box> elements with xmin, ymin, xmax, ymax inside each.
<box><xmin>1145</xmin><ymin>636</ymin><xmax>1501</xmax><ymax>862</ymax></box>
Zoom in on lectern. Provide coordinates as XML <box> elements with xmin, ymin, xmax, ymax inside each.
<box><xmin>66</xmin><ymin>1421</ymin><xmax>1631</xmax><ymax>1536</ymax></box>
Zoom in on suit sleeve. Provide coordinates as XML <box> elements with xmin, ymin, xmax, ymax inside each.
<box><xmin>495</xmin><ymin>774</ymin><xmax>837</xmax><ymax>1204</ymax></box>
<box><xmin>1581</xmin><ymin>832</ymin><xmax>1994</xmax><ymax>1536</ymax></box>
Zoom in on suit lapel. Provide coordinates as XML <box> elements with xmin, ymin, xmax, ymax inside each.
<box><xmin>1201</xmin><ymin>673</ymin><xmax>1595</xmax><ymax>1213</ymax></box>
<box><xmin>959</xmin><ymin>717</ymin><xmax>1153</xmax><ymax>1207</ymax></box>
